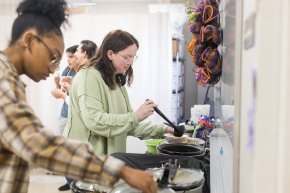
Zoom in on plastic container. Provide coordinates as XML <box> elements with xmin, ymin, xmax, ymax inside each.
<box><xmin>144</xmin><ymin>139</ymin><xmax>163</xmax><ymax>154</ymax></box>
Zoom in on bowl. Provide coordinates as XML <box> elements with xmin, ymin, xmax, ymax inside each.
<box><xmin>163</xmin><ymin>133</ymin><xmax>187</xmax><ymax>144</ymax></box>
<box><xmin>144</xmin><ymin>139</ymin><xmax>163</xmax><ymax>154</ymax></box>
<box><xmin>185</xmin><ymin>137</ymin><xmax>205</xmax><ymax>147</ymax></box>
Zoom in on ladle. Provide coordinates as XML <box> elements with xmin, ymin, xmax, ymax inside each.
<box><xmin>153</xmin><ymin>106</ymin><xmax>185</xmax><ymax>137</ymax></box>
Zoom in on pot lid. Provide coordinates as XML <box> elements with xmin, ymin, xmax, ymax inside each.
<box><xmin>149</xmin><ymin>167</ymin><xmax>204</xmax><ymax>191</ymax></box>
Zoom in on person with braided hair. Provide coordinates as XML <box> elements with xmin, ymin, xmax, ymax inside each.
<box><xmin>0</xmin><ymin>0</ymin><xmax>157</xmax><ymax>193</ymax></box>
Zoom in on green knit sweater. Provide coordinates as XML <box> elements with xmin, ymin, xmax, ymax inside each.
<box><xmin>64</xmin><ymin>66</ymin><xmax>166</xmax><ymax>155</ymax></box>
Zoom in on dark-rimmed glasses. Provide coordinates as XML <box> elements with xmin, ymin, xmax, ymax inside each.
<box><xmin>117</xmin><ymin>53</ymin><xmax>138</xmax><ymax>64</ymax></box>
<box><xmin>34</xmin><ymin>35</ymin><xmax>60</xmax><ymax>72</ymax></box>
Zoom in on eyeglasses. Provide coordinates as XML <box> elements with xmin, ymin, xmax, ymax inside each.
<box><xmin>34</xmin><ymin>35</ymin><xmax>60</xmax><ymax>72</ymax></box>
<box><xmin>117</xmin><ymin>53</ymin><xmax>138</xmax><ymax>64</ymax></box>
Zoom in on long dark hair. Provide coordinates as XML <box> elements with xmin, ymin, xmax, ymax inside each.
<box><xmin>91</xmin><ymin>30</ymin><xmax>139</xmax><ymax>90</ymax></box>
<box><xmin>10</xmin><ymin>0</ymin><xmax>69</xmax><ymax>45</ymax></box>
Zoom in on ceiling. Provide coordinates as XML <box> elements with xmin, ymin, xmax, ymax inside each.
<box><xmin>0</xmin><ymin>0</ymin><xmax>186</xmax><ymax>16</ymax></box>
<box><xmin>0</xmin><ymin>0</ymin><xmax>185</xmax><ymax>5</ymax></box>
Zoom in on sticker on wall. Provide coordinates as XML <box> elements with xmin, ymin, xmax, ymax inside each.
<box><xmin>244</xmin><ymin>13</ymin><xmax>256</xmax><ymax>50</ymax></box>
<box><xmin>247</xmin><ymin>70</ymin><xmax>256</xmax><ymax>154</ymax></box>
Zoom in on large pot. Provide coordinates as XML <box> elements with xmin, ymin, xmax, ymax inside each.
<box><xmin>109</xmin><ymin>167</ymin><xmax>204</xmax><ymax>193</ymax></box>
<box><xmin>157</xmin><ymin>144</ymin><xmax>205</xmax><ymax>158</ymax></box>
<box><xmin>149</xmin><ymin>167</ymin><xmax>204</xmax><ymax>192</ymax></box>
<box><xmin>70</xmin><ymin>180</ymin><xmax>175</xmax><ymax>193</ymax></box>
<box><xmin>110</xmin><ymin>181</ymin><xmax>175</xmax><ymax>193</ymax></box>
<box><xmin>71</xmin><ymin>181</ymin><xmax>109</xmax><ymax>193</ymax></box>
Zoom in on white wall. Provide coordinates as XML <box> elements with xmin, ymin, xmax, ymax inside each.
<box><xmin>238</xmin><ymin>0</ymin><xmax>290</xmax><ymax>193</ymax></box>
<box><xmin>0</xmin><ymin>2</ymin><xmax>184</xmax><ymax>153</ymax></box>
<box><xmin>239</xmin><ymin>0</ymin><xmax>257</xmax><ymax>191</ymax></box>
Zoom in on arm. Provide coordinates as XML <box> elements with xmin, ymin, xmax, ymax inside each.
<box><xmin>0</xmin><ymin>76</ymin><xmax>157</xmax><ymax>192</ymax></box>
<box><xmin>78</xmin><ymin>89</ymin><xmax>169</xmax><ymax>139</ymax></box>
<box><xmin>73</xmin><ymin>69</ymin><xmax>138</xmax><ymax>137</ymax></box>
<box><xmin>129</xmin><ymin>121</ymin><xmax>167</xmax><ymax>140</ymax></box>
<box><xmin>126</xmin><ymin>98</ymin><xmax>173</xmax><ymax>139</ymax></box>
<box><xmin>54</xmin><ymin>67</ymin><xmax>68</xmax><ymax>89</ymax></box>
<box><xmin>51</xmin><ymin>89</ymin><xmax>66</xmax><ymax>100</ymax></box>
<box><xmin>78</xmin><ymin>94</ymin><xmax>138</xmax><ymax>137</ymax></box>
<box><xmin>0</xmin><ymin>77</ymin><xmax>118</xmax><ymax>186</ymax></box>
<box><xmin>54</xmin><ymin>74</ymin><xmax>61</xmax><ymax>89</ymax></box>
<box><xmin>130</xmin><ymin>123</ymin><xmax>175</xmax><ymax>140</ymax></box>
<box><xmin>54</xmin><ymin>67</ymin><xmax>71</xmax><ymax>89</ymax></box>
<box><xmin>50</xmin><ymin>89</ymin><xmax>69</xmax><ymax>104</ymax></box>
<box><xmin>120</xmin><ymin>166</ymin><xmax>157</xmax><ymax>193</ymax></box>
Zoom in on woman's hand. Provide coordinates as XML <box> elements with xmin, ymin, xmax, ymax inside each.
<box><xmin>119</xmin><ymin>166</ymin><xmax>157</xmax><ymax>193</ymax></box>
<box><xmin>60</xmin><ymin>82</ymin><xmax>71</xmax><ymax>92</ymax></box>
<box><xmin>136</xmin><ymin>99</ymin><xmax>156</xmax><ymax>122</ymax></box>
<box><xmin>54</xmin><ymin>74</ymin><xmax>61</xmax><ymax>89</ymax></box>
<box><xmin>51</xmin><ymin>89</ymin><xmax>66</xmax><ymax>100</ymax></box>
<box><xmin>166</xmin><ymin>127</ymin><xmax>175</xmax><ymax>134</ymax></box>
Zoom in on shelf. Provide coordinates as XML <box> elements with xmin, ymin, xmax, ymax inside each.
<box><xmin>172</xmin><ymin>89</ymin><xmax>184</xmax><ymax>94</ymax></box>
<box><xmin>173</xmin><ymin>57</ymin><xmax>185</xmax><ymax>62</ymax></box>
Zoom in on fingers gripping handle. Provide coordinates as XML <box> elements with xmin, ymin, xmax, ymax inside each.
<box><xmin>146</xmin><ymin>99</ymin><xmax>185</xmax><ymax>137</ymax></box>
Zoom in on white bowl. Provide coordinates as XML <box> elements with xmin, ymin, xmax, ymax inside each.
<box><xmin>185</xmin><ymin>137</ymin><xmax>205</xmax><ymax>146</ymax></box>
<box><xmin>163</xmin><ymin>133</ymin><xmax>187</xmax><ymax>144</ymax></box>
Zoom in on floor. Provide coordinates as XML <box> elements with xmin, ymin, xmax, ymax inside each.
<box><xmin>28</xmin><ymin>168</ymin><xmax>70</xmax><ymax>193</ymax></box>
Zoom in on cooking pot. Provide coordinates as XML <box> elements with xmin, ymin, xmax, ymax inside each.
<box><xmin>109</xmin><ymin>181</ymin><xmax>175</xmax><ymax>193</ymax></box>
<box><xmin>157</xmin><ymin>144</ymin><xmax>205</xmax><ymax>158</ymax></box>
<box><xmin>71</xmin><ymin>181</ymin><xmax>110</xmax><ymax>193</ymax></box>
<box><xmin>163</xmin><ymin>133</ymin><xmax>187</xmax><ymax>144</ymax></box>
<box><xmin>149</xmin><ymin>167</ymin><xmax>204</xmax><ymax>192</ymax></box>
<box><xmin>70</xmin><ymin>180</ymin><xmax>175</xmax><ymax>193</ymax></box>
<box><xmin>109</xmin><ymin>167</ymin><xmax>204</xmax><ymax>193</ymax></box>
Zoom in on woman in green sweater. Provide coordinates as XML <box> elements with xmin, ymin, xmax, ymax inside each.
<box><xmin>64</xmin><ymin>29</ymin><xmax>174</xmax><ymax>154</ymax></box>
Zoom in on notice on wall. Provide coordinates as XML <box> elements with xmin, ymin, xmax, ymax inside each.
<box><xmin>244</xmin><ymin>13</ymin><xmax>256</xmax><ymax>50</ymax></box>
<box><xmin>243</xmin><ymin>0</ymin><xmax>258</xmax><ymax>156</ymax></box>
